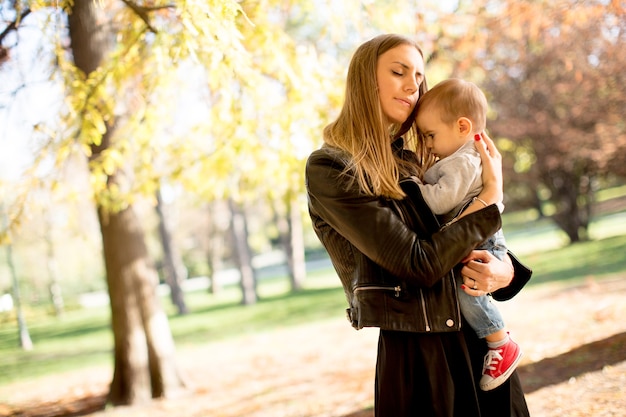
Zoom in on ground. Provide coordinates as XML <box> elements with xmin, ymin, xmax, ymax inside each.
<box><xmin>1</xmin><ymin>276</ymin><xmax>625</xmax><ymax>417</ymax></box>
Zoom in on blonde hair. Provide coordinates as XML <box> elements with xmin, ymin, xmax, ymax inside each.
<box><xmin>323</xmin><ymin>34</ymin><xmax>430</xmax><ymax>199</ymax></box>
<box><xmin>416</xmin><ymin>78</ymin><xmax>488</xmax><ymax>132</ymax></box>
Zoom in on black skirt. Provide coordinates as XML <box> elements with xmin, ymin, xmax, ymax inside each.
<box><xmin>374</xmin><ymin>320</ymin><xmax>530</xmax><ymax>417</ymax></box>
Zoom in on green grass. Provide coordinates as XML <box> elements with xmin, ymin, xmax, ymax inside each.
<box><xmin>166</xmin><ymin>280</ymin><xmax>346</xmax><ymax>346</ymax></box>
<box><xmin>0</xmin><ymin>308</ymin><xmax>113</xmax><ymax>385</ymax></box>
<box><xmin>1</xmin><ymin>200</ymin><xmax>625</xmax><ymax>389</ymax></box>
<box><xmin>521</xmin><ymin>233</ymin><xmax>626</xmax><ymax>285</ymax></box>
<box><xmin>0</xmin><ymin>273</ymin><xmax>348</xmax><ymax>388</ymax></box>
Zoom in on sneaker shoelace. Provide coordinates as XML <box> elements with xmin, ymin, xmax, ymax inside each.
<box><xmin>483</xmin><ymin>348</ymin><xmax>504</xmax><ymax>372</ymax></box>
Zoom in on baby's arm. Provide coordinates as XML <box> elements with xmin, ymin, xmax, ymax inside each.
<box><xmin>456</xmin><ymin>196</ymin><xmax>492</xmax><ymax>219</ymax></box>
<box><xmin>418</xmin><ymin>157</ymin><xmax>479</xmax><ymax>215</ymax></box>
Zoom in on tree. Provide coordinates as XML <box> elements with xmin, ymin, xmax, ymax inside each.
<box><xmin>273</xmin><ymin>193</ymin><xmax>306</xmax><ymax>292</ymax></box>
<box><xmin>67</xmin><ymin>0</ymin><xmax>187</xmax><ymax>403</ymax></box>
<box><xmin>205</xmin><ymin>200</ymin><xmax>229</xmax><ymax>295</ymax></box>
<box><xmin>0</xmin><ymin>0</ymin><xmax>452</xmax><ymax>406</ymax></box>
<box><xmin>1</xmin><ymin>205</ymin><xmax>33</xmax><ymax>350</ymax></box>
<box><xmin>44</xmin><ymin>214</ymin><xmax>64</xmax><ymax>317</ymax></box>
<box><xmin>1</xmin><ymin>0</ymin><xmax>254</xmax><ymax>405</ymax></box>
<box><xmin>479</xmin><ymin>0</ymin><xmax>626</xmax><ymax>242</ymax></box>
<box><xmin>156</xmin><ymin>189</ymin><xmax>188</xmax><ymax>315</ymax></box>
<box><xmin>228</xmin><ymin>198</ymin><xmax>257</xmax><ymax>305</ymax></box>
<box><xmin>415</xmin><ymin>0</ymin><xmax>626</xmax><ymax>243</ymax></box>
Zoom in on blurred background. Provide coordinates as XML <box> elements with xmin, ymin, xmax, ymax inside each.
<box><xmin>0</xmin><ymin>0</ymin><xmax>625</xmax><ymax>416</ymax></box>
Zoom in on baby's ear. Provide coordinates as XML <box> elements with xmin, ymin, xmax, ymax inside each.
<box><xmin>457</xmin><ymin>117</ymin><xmax>473</xmax><ymax>136</ymax></box>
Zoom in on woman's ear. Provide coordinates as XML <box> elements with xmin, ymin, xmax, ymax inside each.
<box><xmin>457</xmin><ymin>117</ymin><xmax>473</xmax><ymax>136</ymax></box>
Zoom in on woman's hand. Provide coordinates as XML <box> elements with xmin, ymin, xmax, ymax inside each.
<box><xmin>474</xmin><ymin>132</ymin><xmax>503</xmax><ymax>205</ymax></box>
<box><xmin>460</xmin><ymin>250</ymin><xmax>514</xmax><ymax>296</ymax></box>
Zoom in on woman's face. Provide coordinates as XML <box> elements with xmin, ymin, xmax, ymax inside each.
<box><xmin>376</xmin><ymin>44</ymin><xmax>425</xmax><ymax>127</ymax></box>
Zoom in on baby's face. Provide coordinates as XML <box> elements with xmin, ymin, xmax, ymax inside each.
<box><xmin>417</xmin><ymin>110</ymin><xmax>470</xmax><ymax>160</ymax></box>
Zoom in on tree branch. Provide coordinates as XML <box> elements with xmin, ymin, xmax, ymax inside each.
<box><xmin>0</xmin><ymin>8</ymin><xmax>31</xmax><ymax>43</ymax></box>
<box><xmin>120</xmin><ymin>0</ymin><xmax>175</xmax><ymax>33</ymax></box>
<box><xmin>0</xmin><ymin>7</ymin><xmax>32</xmax><ymax>64</ymax></box>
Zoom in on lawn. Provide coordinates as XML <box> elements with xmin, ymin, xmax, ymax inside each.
<box><xmin>0</xmin><ymin>271</ymin><xmax>349</xmax><ymax>388</ymax></box>
<box><xmin>1</xmin><ymin>201</ymin><xmax>625</xmax><ymax>391</ymax></box>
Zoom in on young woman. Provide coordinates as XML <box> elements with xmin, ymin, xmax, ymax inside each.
<box><xmin>305</xmin><ymin>34</ymin><xmax>531</xmax><ymax>416</ymax></box>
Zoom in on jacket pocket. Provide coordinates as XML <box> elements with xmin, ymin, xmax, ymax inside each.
<box><xmin>354</xmin><ymin>285</ymin><xmax>402</xmax><ymax>298</ymax></box>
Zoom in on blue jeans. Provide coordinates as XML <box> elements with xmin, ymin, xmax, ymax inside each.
<box><xmin>458</xmin><ymin>230</ymin><xmax>507</xmax><ymax>339</ymax></box>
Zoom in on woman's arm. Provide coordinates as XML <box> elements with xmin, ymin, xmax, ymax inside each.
<box><xmin>459</xmin><ymin>250</ymin><xmax>532</xmax><ymax>298</ymax></box>
<box><xmin>306</xmin><ymin>147</ymin><xmax>502</xmax><ymax>288</ymax></box>
<box><xmin>456</xmin><ymin>133</ymin><xmax>533</xmax><ymax>297</ymax></box>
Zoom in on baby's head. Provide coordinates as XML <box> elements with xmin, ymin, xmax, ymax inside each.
<box><xmin>416</xmin><ymin>78</ymin><xmax>488</xmax><ymax>159</ymax></box>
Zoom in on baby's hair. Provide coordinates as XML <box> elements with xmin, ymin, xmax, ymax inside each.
<box><xmin>416</xmin><ymin>78</ymin><xmax>488</xmax><ymax>131</ymax></box>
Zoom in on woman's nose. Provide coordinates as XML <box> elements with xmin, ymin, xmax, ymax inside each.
<box><xmin>405</xmin><ymin>77</ymin><xmax>419</xmax><ymax>93</ymax></box>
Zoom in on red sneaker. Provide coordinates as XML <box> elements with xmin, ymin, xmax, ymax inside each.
<box><xmin>479</xmin><ymin>337</ymin><xmax>523</xmax><ymax>391</ymax></box>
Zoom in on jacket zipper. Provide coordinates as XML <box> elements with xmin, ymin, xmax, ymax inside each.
<box><xmin>452</xmin><ymin>271</ymin><xmax>462</xmax><ymax>328</ymax></box>
<box><xmin>391</xmin><ymin>193</ymin><xmax>432</xmax><ymax>332</ymax></box>
<box><xmin>419</xmin><ymin>289</ymin><xmax>431</xmax><ymax>332</ymax></box>
<box><xmin>354</xmin><ymin>285</ymin><xmax>401</xmax><ymax>297</ymax></box>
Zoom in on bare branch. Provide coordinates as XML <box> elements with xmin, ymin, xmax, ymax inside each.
<box><xmin>120</xmin><ymin>0</ymin><xmax>175</xmax><ymax>33</ymax></box>
<box><xmin>0</xmin><ymin>7</ymin><xmax>32</xmax><ymax>64</ymax></box>
<box><xmin>0</xmin><ymin>7</ymin><xmax>31</xmax><ymax>44</ymax></box>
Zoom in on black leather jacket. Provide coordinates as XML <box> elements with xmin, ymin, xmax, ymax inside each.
<box><xmin>305</xmin><ymin>144</ymin><xmax>531</xmax><ymax>333</ymax></box>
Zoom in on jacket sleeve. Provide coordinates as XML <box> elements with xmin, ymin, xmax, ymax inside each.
<box><xmin>306</xmin><ymin>148</ymin><xmax>502</xmax><ymax>288</ymax></box>
<box><xmin>491</xmin><ymin>251</ymin><xmax>532</xmax><ymax>301</ymax></box>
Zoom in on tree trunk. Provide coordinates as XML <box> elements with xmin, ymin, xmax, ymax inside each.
<box><xmin>544</xmin><ymin>167</ymin><xmax>591</xmax><ymax>243</ymax></box>
<box><xmin>275</xmin><ymin>195</ymin><xmax>306</xmax><ymax>292</ymax></box>
<box><xmin>532</xmin><ymin>189</ymin><xmax>546</xmax><ymax>218</ymax></box>
<box><xmin>155</xmin><ymin>190</ymin><xmax>188</xmax><ymax>315</ymax></box>
<box><xmin>228</xmin><ymin>198</ymin><xmax>257</xmax><ymax>305</ymax></box>
<box><xmin>287</xmin><ymin>196</ymin><xmax>307</xmax><ymax>291</ymax></box>
<box><xmin>46</xmin><ymin>231</ymin><xmax>64</xmax><ymax>317</ymax></box>
<box><xmin>97</xmin><ymin>200</ymin><xmax>186</xmax><ymax>404</ymax></box>
<box><xmin>44</xmin><ymin>213</ymin><xmax>64</xmax><ymax>317</ymax></box>
<box><xmin>206</xmin><ymin>201</ymin><xmax>227</xmax><ymax>295</ymax></box>
<box><xmin>207</xmin><ymin>230</ymin><xmax>224</xmax><ymax>295</ymax></box>
<box><xmin>4</xmin><ymin>237</ymin><xmax>33</xmax><ymax>350</ymax></box>
<box><xmin>68</xmin><ymin>0</ymin><xmax>185</xmax><ymax>405</ymax></box>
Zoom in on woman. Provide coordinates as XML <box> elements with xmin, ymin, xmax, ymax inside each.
<box><xmin>305</xmin><ymin>34</ymin><xmax>531</xmax><ymax>416</ymax></box>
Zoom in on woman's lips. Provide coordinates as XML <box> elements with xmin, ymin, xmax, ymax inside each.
<box><xmin>395</xmin><ymin>98</ymin><xmax>412</xmax><ymax>107</ymax></box>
